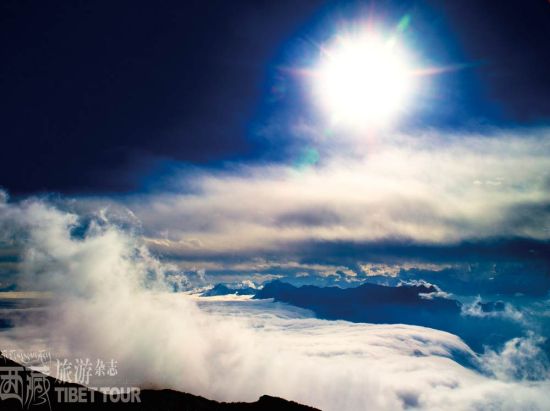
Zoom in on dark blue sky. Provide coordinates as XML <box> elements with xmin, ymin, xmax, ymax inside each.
<box><xmin>1</xmin><ymin>0</ymin><xmax>549</xmax><ymax>194</ymax></box>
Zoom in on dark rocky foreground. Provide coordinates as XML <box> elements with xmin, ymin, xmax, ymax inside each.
<box><xmin>0</xmin><ymin>353</ymin><xmax>319</xmax><ymax>411</ymax></box>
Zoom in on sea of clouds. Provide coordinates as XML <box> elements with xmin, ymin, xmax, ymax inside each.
<box><xmin>1</xmin><ymin>194</ymin><xmax>549</xmax><ymax>411</ymax></box>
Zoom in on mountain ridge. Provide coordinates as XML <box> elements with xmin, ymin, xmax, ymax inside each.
<box><xmin>0</xmin><ymin>352</ymin><xmax>320</xmax><ymax>411</ymax></box>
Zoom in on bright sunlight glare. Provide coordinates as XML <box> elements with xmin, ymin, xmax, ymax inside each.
<box><xmin>315</xmin><ymin>31</ymin><xmax>415</xmax><ymax>129</ymax></box>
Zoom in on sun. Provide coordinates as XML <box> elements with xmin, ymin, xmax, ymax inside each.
<box><xmin>314</xmin><ymin>31</ymin><xmax>415</xmax><ymax>129</ymax></box>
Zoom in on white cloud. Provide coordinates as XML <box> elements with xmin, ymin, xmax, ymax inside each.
<box><xmin>359</xmin><ymin>262</ymin><xmax>452</xmax><ymax>277</ymax></box>
<box><xmin>481</xmin><ymin>332</ymin><xmax>550</xmax><ymax>381</ymax></box>
<box><xmin>112</xmin><ymin>129</ymin><xmax>550</xmax><ymax>261</ymax></box>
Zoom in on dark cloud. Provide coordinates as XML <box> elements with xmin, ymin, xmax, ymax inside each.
<box><xmin>295</xmin><ymin>238</ymin><xmax>550</xmax><ymax>266</ymax></box>
<box><xmin>275</xmin><ymin>208</ymin><xmax>342</xmax><ymax>228</ymax></box>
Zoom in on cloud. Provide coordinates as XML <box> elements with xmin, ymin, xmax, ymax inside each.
<box><xmin>6</xmin><ymin>129</ymin><xmax>546</xmax><ymax>292</ymax></box>
<box><xmin>0</xmin><ymin>189</ymin><xmax>8</xmax><ymax>204</ymax></box>
<box><xmin>0</xmin><ymin>196</ymin><xmax>550</xmax><ymax>410</ymax></box>
<box><xmin>461</xmin><ymin>297</ymin><xmax>524</xmax><ymax>322</ymax></box>
<box><xmin>112</xmin><ymin>129</ymin><xmax>550</xmax><ymax>266</ymax></box>
<box><xmin>40</xmin><ymin>128</ymin><xmax>545</xmax><ymax>291</ymax></box>
<box><xmin>359</xmin><ymin>262</ymin><xmax>452</xmax><ymax>277</ymax></box>
<box><xmin>481</xmin><ymin>333</ymin><xmax>550</xmax><ymax>381</ymax></box>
